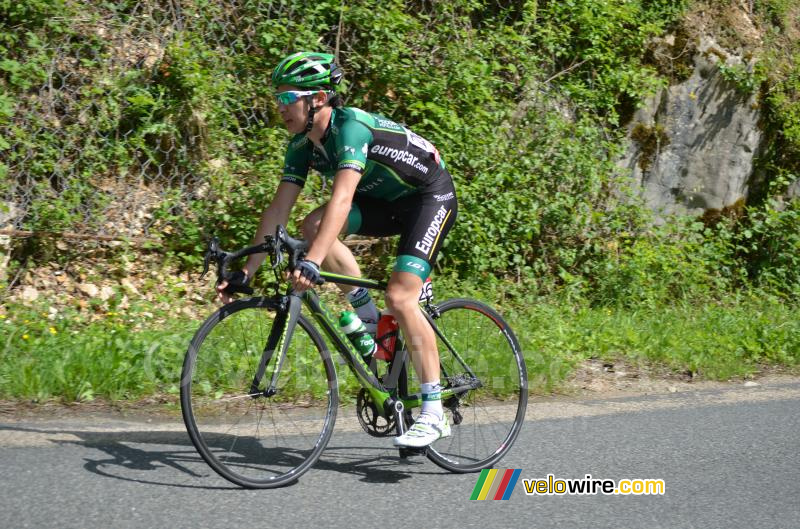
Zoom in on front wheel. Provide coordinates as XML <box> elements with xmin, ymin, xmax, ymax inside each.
<box><xmin>423</xmin><ymin>298</ymin><xmax>528</xmax><ymax>472</ymax></box>
<box><xmin>180</xmin><ymin>297</ymin><xmax>338</xmax><ymax>488</ymax></box>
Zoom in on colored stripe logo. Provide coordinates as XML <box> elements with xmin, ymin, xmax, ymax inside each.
<box><xmin>470</xmin><ymin>469</ymin><xmax>522</xmax><ymax>500</ymax></box>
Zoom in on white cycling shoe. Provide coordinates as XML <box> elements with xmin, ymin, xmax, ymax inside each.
<box><xmin>393</xmin><ymin>412</ymin><xmax>451</xmax><ymax>448</ymax></box>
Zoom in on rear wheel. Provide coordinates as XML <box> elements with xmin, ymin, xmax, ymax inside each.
<box><xmin>180</xmin><ymin>297</ymin><xmax>338</xmax><ymax>488</ymax></box>
<box><xmin>421</xmin><ymin>298</ymin><xmax>527</xmax><ymax>472</ymax></box>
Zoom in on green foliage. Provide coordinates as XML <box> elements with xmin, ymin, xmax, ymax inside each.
<box><xmin>718</xmin><ymin>62</ymin><xmax>765</xmax><ymax>95</ymax></box>
<box><xmin>532</xmin><ymin>0</ymin><xmax>686</xmax><ymax>122</ymax></box>
<box><xmin>555</xmin><ymin>298</ymin><xmax>800</xmax><ymax>379</ymax></box>
<box><xmin>758</xmin><ymin>0</ymin><xmax>796</xmax><ymax>29</ymax></box>
<box><xmin>735</xmin><ymin>199</ymin><xmax>800</xmax><ymax>294</ymax></box>
<box><xmin>0</xmin><ymin>0</ymin><xmax>62</xmax><ymax>24</ymax></box>
<box><xmin>3</xmin><ymin>291</ymin><xmax>797</xmax><ymax>403</ymax></box>
<box><xmin>590</xmin><ymin>223</ymin><xmax>729</xmax><ymax>307</ymax></box>
<box><xmin>2</xmin><ymin>0</ymin><xmax>685</xmax><ymax>273</ymax></box>
<box><xmin>2</xmin><ymin>0</ymin><xmax>799</xmax><ymax>307</ymax></box>
<box><xmin>5</xmin><ymin>0</ymin><xmax>800</xmax><ymax>406</ymax></box>
<box><xmin>0</xmin><ymin>304</ymin><xmax>194</xmax><ymax>401</ymax></box>
<box><xmin>754</xmin><ymin>0</ymin><xmax>800</xmax><ymax>200</ymax></box>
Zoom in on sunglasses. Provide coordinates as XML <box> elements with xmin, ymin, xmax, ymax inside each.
<box><xmin>275</xmin><ymin>90</ymin><xmax>324</xmax><ymax>105</ymax></box>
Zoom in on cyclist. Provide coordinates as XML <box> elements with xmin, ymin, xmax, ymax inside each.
<box><xmin>217</xmin><ymin>51</ymin><xmax>457</xmax><ymax>448</ymax></box>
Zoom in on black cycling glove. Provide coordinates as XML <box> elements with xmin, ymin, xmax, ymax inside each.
<box><xmin>296</xmin><ymin>259</ymin><xmax>322</xmax><ymax>285</ymax></box>
<box><xmin>222</xmin><ymin>270</ymin><xmax>253</xmax><ymax>295</ymax></box>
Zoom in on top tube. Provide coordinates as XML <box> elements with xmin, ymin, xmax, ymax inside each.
<box><xmin>319</xmin><ymin>271</ymin><xmax>387</xmax><ymax>291</ymax></box>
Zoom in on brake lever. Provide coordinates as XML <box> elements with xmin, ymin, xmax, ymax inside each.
<box><xmin>271</xmin><ymin>247</ymin><xmax>283</xmax><ymax>269</ymax></box>
<box><xmin>200</xmin><ymin>237</ymin><xmax>220</xmax><ymax>281</ymax></box>
<box><xmin>201</xmin><ymin>254</ymin><xmax>211</xmax><ymax>281</ymax></box>
<box><xmin>271</xmin><ymin>229</ymin><xmax>284</xmax><ymax>269</ymax></box>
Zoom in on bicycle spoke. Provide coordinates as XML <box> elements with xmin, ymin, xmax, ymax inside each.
<box><xmin>422</xmin><ymin>299</ymin><xmax>527</xmax><ymax>472</ymax></box>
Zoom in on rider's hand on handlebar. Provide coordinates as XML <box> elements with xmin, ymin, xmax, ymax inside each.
<box><xmin>216</xmin><ymin>269</ymin><xmax>249</xmax><ymax>304</ymax></box>
<box><xmin>291</xmin><ymin>259</ymin><xmax>321</xmax><ymax>292</ymax></box>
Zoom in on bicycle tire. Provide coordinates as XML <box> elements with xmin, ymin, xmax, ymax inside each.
<box><xmin>180</xmin><ymin>297</ymin><xmax>338</xmax><ymax>488</ymax></box>
<box><xmin>421</xmin><ymin>298</ymin><xmax>528</xmax><ymax>472</ymax></box>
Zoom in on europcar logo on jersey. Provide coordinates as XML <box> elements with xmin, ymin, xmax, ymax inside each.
<box><xmin>371</xmin><ymin>145</ymin><xmax>419</xmax><ymax>165</ymax></box>
<box><xmin>470</xmin><ymin>469</ymin><xmax>522</xmax><ymax>500</ymax></box>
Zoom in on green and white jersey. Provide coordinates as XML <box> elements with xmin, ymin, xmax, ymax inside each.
<box><xmin>281</xmin><ymin>107</ymin><xmax>445</xmax><ymax>201</ymax></box>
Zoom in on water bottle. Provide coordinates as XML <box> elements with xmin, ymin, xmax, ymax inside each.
<box><xmin>339</xmin><ymin>311</ymin><xmax>377</xmax><ymax>360</ymax></box>
<box><xmin>375</xmin><ymin>311</ymin><xmax>399</xmax><ymax>361</ymax></box>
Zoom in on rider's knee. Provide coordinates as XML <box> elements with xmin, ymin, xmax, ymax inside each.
<box><xmin>385</xmin><ymin>283</ymin><xmax>418</xmax><ymax>314</ymax></box>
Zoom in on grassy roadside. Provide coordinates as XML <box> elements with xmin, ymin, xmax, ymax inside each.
<box><xmin>508</xmin><ymin>297</ymin><xmax>800</xmax><ymax>388</ymax></box>
<box><xmin>1</xmin><ymin>292</ymin><xmax>798</xmax><ymax>404</ymax></box>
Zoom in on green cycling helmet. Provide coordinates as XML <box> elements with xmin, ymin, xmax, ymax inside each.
<box><xmin>271</xmin><ymin>52</ymin><xmax>343</xmax><ymax>90</ymax></box>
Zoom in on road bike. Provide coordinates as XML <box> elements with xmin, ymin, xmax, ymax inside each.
<box><xmin>180</xmin><ymin>226</ymin><xmax>527</xmax><ymax>488</ymax></box>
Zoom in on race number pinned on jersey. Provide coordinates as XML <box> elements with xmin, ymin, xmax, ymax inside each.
<box><xmin>406</xmin><ymin>129</ymin><xmax>441</xmax><ymax>165</ymax></box>
<box><xmin>419</xmin><ymin>277</ymin><xmax>433</xmax><ymax>303</ymax></box>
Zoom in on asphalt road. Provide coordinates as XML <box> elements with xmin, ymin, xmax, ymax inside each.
<box><xmin>2</xmin><ymin>381</ymin><xmax>799</xmax><ymax>529</ymax></box>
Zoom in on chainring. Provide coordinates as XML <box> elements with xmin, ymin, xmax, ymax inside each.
<box><xmin>356</xmin><ymin>388</ymin><xmax>396</xmax><ymax>437</ymax></box>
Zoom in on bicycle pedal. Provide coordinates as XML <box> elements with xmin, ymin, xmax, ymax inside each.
<box><xmin>398</xmin><ymin>447</ymin><xmax>428</xmax><ymax>458</ymax></box>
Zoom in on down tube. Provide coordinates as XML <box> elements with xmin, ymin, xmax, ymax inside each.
<box><xmin>301</xmin><ymin>290</ymin><xmax>389</xmax><ymax>402</ymax></box>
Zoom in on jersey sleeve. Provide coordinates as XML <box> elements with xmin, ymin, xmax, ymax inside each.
<box><xmin>281</xmin><ymin>137</ymin><xmax>311</xmax><ymax>187</ymax></box>
<box><xmin>334</xmin><ymin>119</ymin><xmax>373</xmax><ymax>174</ymax></box>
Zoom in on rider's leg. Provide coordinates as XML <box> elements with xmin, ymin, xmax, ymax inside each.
<box><xmin>302</xmin><ymin>205</ymin><xmax>379</xmax><ymax>323</ymax></box>
<box><xmin>388</xmin><ymin>271</ymin><xmax>450</xmax><ymax>448</ymax></box>
<box><xmin>302</xmin><ymin>204</ymin><xmax>360</xmax><ymax>291</ymax></box>
<box><xmin>385</xmin><ymin>271</ymin><xmax>440</xmax><ymax>388</ymax></box>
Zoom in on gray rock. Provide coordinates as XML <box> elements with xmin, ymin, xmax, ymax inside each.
<box><xmin>99</xmin><ymin>285</ymin><xmax>115</xmax><ymax>302</ymax></box>
<box><xmin>621</xmin><ymin>36</ymin><xmax>764</xmax><ymax>217</ymax></box>
<box><xmin>77</xmin><ymin>283</ymin><xmax>100</xmax><ymax>298</ymax></box>
<box><xmin>20</xmin><ymin>286</ymin><xmax>39</xmax><ymax>303</ymax></box>
<box><xmin>120</xmin><ymin>278</ymin><xmax>140</xmax><ymax>296</ymax></box>
<box><xmin>787</xmin><ymin>178</ymin><xmax>800</xmax><ymax>200</ymax></box>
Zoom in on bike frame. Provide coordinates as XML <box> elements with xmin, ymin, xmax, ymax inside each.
<box><xmin>253</xmin><ymin>270</ymin><xmax>480</xmax><ymax>420</ymax></box>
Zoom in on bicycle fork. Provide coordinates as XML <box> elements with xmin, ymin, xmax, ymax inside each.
<box><xmin>249</xmin><ymin>294</ymin><xmax>302</xmax><ymax>397</ymax></box>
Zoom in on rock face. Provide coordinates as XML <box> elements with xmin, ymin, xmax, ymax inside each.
<box><xmin>621</xmin><ymin>36</ymin><xmax>764</xmax><ymax>217</ymax></box>
<box><xmin>788</xmin><ymin>178</ymin><xmax>800</xmax><ymax>200</ymax></box>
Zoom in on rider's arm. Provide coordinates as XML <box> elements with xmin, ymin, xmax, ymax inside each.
<box><xmin>242</xmin><ymin>181</ymin><xmax>303</xmax><ymax>277</ymax></box>
<box><xmin>241</xmin><ymin>136</ymin><xmax>311</xmax><ymax>278</ymax></box>
<box><xmin>302</xmin><ymin>117</ymin><xmax>370</xmax><ymax>266</ymax></box>
<box><xmin>304</xmin><ymin>168</ymin><xmax>361</xmax><ymax>266</ymax></box>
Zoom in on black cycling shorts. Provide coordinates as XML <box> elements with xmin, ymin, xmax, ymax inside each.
<box><xmin>345</xmin><ymin>170</ymin><xmax>458</xmax><ymax>280</ymax></box>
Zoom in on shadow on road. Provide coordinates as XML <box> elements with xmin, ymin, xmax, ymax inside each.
<box><xmin>0</xmin><ymin>424</ymin><xmax>440</xmax><ymax>489</ymax></box>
